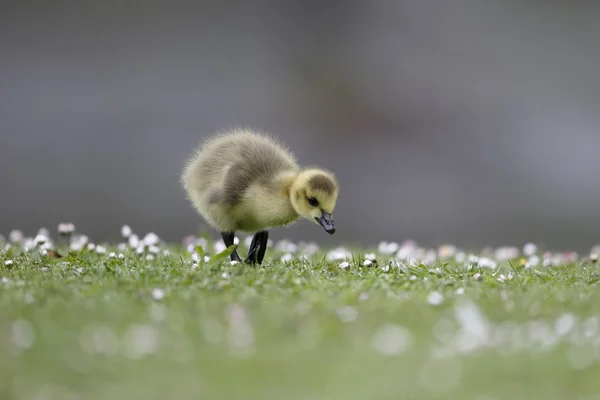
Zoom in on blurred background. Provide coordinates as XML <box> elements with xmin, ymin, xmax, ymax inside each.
<box><xmin>1</xmin><ymin>0</ymin><xmax>599</xmax><ymax>251</ymax></box>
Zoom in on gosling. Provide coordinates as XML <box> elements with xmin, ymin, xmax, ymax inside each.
<box><xmin>181</xmin><ymin>128</ymin><xmax>339</xmax><ymax>265</ymax></box>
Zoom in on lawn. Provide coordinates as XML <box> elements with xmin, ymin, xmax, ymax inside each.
<box><xmin>1</xmin><ymin>227</ymin><xmax>600</xmax><ymax>400</ymax></box>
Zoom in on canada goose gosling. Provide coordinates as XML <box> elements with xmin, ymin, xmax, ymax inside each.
<box><xmin>181</xmin><ymin>128</ymin><xmax>339</xmax><ymax>265</ymax></box>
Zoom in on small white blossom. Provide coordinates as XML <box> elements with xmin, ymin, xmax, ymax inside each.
<box><xmin>221</xmin><ymin>272</ymin><xmax>230</xmax><ymax>279</ymax></box>
<box><xmin>87</xmin><ymin>243</ymin><xmax>96</xmax><ymax>251</ymax></box>
<box><xmin>478</xmin><ymin>257</ymin><xmax>497</xmax><ymax>269</ymax></box>
<box><xmin>121</xmin><ymin>225</ymin><xmax>133</xmax><ymax>238</ymax></box>
<box><xmin>378</xmin><ymin>241</ymin><xmax>400</xmax><ymax>255</ymax></box>
<box><xmin>57</xmin><ymin>222</ymin><xmax>75</xmax><ymax>235</ymax></box>
<box><xmin>455</xmin><ymin>287</ymin><xmax>465</xmax><ymax>295</ymax></box>
<box><xmin>4</xmin><ymin>260</ymin><xmax>14</xmax><ymax>266</ymax></box>
<box><xmin>523</xmin><ymin>243</ymin><xmax>537</xmax><ymax>256</ymax></box>
<box><xmin>108</xmin><ymin>252</ymin><xmax>117</xmax><ymax>258</ymax></box>
<box><xmin>148</xmin><ymin>245</ymin><xmax>160</xmax><ymax>254</ymax></box>
<box><xmin>151</xmin><ymin>288</ymin><xmax>165</xmax><ymax>301</ymax></box>
<box><xmin>409</xmin><ymin>275</ymin><xmax>417</xmax><ymax>281</ymax></box>
<box><xmin>326</xmin><ymin>247</ymin><xmax>352</xmax><ymax>261</ymax></box>
<box><xmin>427</xmin><ymin>291</ymin><xmax>444</xmax><ymax>306</ymax></box>
<box><xmin>33</xmin><ymin>234</ymin><xmax>48</xmax><ymax>246</ymax></box>
<box><xmin>143</xmin><ymin>233</ymin><xmax>160</xmax><ymax>247</ymax></box>
<box><xmin>339</xmin><ymin>261</ymin><xmax>349</xmax><ymax>269</ymax></box>
<box><xmin>128</xmin><ymin>234</ymin><xmax>140</xmax><ymax>249</ymax></box>
<box><xmin>526</xmin><ymin>255</ymin><xmax>540</xmax><ymax>268</ymax></box>
<box><xmin>145</xmin><ymin>254</ymin><xmax>154</xmax><ymax>261</ymax></box>
<box><xmin>363</xmin><ymin>259</ymin><xmax>372</xmax><ymax>267</ymax></box>
<box><xmin>473</xmin><ymin>273</ymin><xmax>481</xmax><ymax>280</ymax></box>
<box><xmin>70</xmin><ymin>235</ymin><xmax>89</xmax><ymax>251</ymax></box>
<box><xmin>8</xmin><ymin>230</ymin><xmax>24</xmax><ymax>244</ymax></box>
<box><xmin>380</xmin><ymin>264</ymin><xmax>390</xmax><ymax>272</ymax></box>
<box><xmin>95</xmin><ymin>245</ymin><xmax>107</xmax><ymax>254</ymax></box>
<box><xmin>280</xmin><ymin>253</ymin><xmax>293</xmax><ymax>262</ymax></box>
<box><xmin>364</xmin><ymin>253</ymin><xmax>377</xmax><ymax>261</ymax></box>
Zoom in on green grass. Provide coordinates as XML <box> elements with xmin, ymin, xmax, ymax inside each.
<box><xmin>1</xmin><ymin>238</ymin><xmax>600</xmax><ymax>400</ymax></box>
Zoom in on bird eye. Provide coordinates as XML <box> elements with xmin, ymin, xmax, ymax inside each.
<box><xmin>307</xmin><ymin>197</ymin><xmax>319</xmax><ymax>207</ymax></box>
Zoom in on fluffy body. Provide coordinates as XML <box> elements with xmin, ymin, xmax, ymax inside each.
<box><xmin>181</xmin><ymin>128</ymin><xmax>338</xmax><ymax>234</ymax></box>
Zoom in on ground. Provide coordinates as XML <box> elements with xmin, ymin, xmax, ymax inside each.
<box><xmin>1</xmin><ymin>228</ymin><xmax>600</xmax><ymax>400</ymax></box>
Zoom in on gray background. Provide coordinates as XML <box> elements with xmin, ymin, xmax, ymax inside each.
<box><xmin>1</xmin><ymin>0</ymin><xmax>599</xmax><ymax>250</ymax></box>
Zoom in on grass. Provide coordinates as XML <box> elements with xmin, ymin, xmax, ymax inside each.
<box><xmin>1</xmin><ymin>230</ymin><xmax>600</xmax><ymax>400</ymax></box>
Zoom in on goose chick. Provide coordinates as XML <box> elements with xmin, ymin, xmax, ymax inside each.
<box><xmin>181</xmin><ymin>128</ymin><xmax>339</xmax><ymax>264</ymax></box>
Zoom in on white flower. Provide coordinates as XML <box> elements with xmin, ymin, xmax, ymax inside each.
<box><xmin>326</xmin><ymin>247</ymin><xmax>352</xmax><ymax>261</ymax></box>
<box><xmin>8</xmin><ymin>230</ymin><xmax>24</xmax><ymax>244</ymax></box>
<box><xmin>380</xmin><ymin>264</ymin><xmax>390</xmax><ymax>272</ymax></box>
<box><xmin>378</xmin><ymin>241</ymin><xmax>400</xmax><ymax>255</ymax></box>
<box><xmin>95</xmin><ymin>245</ymin><xmax>107</xmax><ymax>254</ymax></box>
<box><xmin>121</xmin><ymin>225</ymin><xmax>133</xmax><ymax>238</ymax></box>
<box><xmin>473</xmin><ymin>273</ymin><xmax>481</xmax><ymax>280</ymax></box>
<box><xmin>280</xmin><ymin>253</ymin><xmax>293</xmax><ymax>262</ymax></box>
<box><xmin>221</xmin><ymin>272</ymin><xmax>230</xmax><ymax>279</ymax></box>
<box><xmin>478</xmin><ymin>257</ymin><xmax>497</xmax><ymax>269</ymax></box>
<box><xmin>495</xmin><ymin>246</ymin><xmax>519</xmax><ymax>260</ymax></box>
<box><xmin>276</xmin><ymin>240</ymin><xmax>297</xmax><ymax>253</ymax></box>
<box><xmin>4</xmin><ymin>260</ymin><xmax>14</xmax><ymax>266</ymax></box>
<box><xmin>148</xmin><ymin>245</ymin><xmax>160</xmax><ymax>254</ymax></box>
<box><xmin>108</xmin><ymin>252</ymin><xmax>116</xmax><ymax>258</ymax></box>
<box><xmin>363</xmin><ymin>259</ymin><xmax>372</xmax><ymax>267</ymax></box>
<box><xmin>455</xmin><ymin>287</ymin><xmax>465</xmax><ymax>295</ymax></box>
<box><xmin>33</xmin><ymin>234</ymin><xmax>48</xmax><ymax>246</ymax></box>
<box><xmin>128</xmin><ymin>234</ymin><xmax>140</xmax><ymax>249</ymax></box>
<box><xmin>145</xmin><ymin>254</ymin><xmax>154</xmax><ymax>261</ymax></box>
<box><xmin>364</xmin><ymin>253</ymin><xmax>377</xmax><ymax>261</ymax></box>
<box><xmin>214</xmin><ymin>241</ymin><xmax>227</xmax><ymax>254</ymax></box>
<box><xmin>70</xmin><ymin>235</ymin><xmax>89</xmax><ymax>251</ymax></box>
<box><xmin>143</xmin><ymin>233</ymin><xmax>160</xmax><ymax>247</ymax></box>
<box><xmin>57</xmin><ymin>222</ymin><xmax>75</xmax><ymax>235</ymax></box>
<box><xmin>151</xmin><ymin>288</ymin><xmax>165</xmax><ymax>301</ymax></box>
<box><xmin>87</xmin><ymin>243</ymin><xmax>96</xmax><ymax>251</ymax></box>
<box><xmin>339</xmin><ymin>261</ymin><xmax>350</xmax><ymax>269</ymax></box>
<box><xmin>525</xmin><ymin>255</ymin><xmax>540</xmax><ymax>268</ymax></box>
<box><xmin>427</xmin><ymin>291</ymin><xmax>444</xmax><ymax>306</ymax></box>
<box><xmin>409</xmin><ymin>275</ymin><xmax>417</xmax><ymax>281</ymax></box>
<box><xmin>523</xmin><ymin>243</ymin><xmax>537</xmax><ymax>256</ymax></box>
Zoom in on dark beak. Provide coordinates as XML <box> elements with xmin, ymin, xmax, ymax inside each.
<box><xmin>316</xmin><ymin>212</ymin><xmax>336</xmax><ymax>234</ymax></box>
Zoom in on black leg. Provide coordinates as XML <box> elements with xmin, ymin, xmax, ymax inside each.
<box><xmin>221</xmin><ymin>232</ymin><xmax>242</xmax><ymax>262</ymax></box>
<box><xmin>244</xmin><ymin>232</ymin><xmax>262</xmax><ymax>264</ymax></box>
<box><xmin>256</xmin><ymin>230</ymin><xmax>269</xmax><ymax>264</ymax></box>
